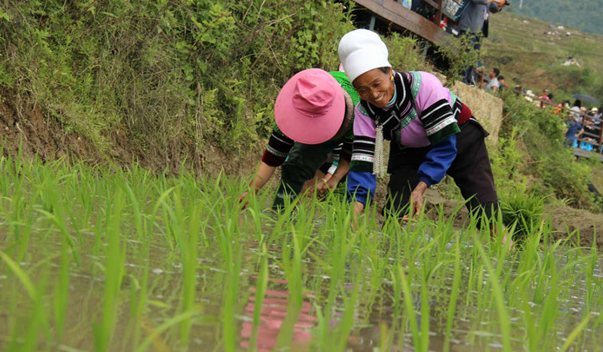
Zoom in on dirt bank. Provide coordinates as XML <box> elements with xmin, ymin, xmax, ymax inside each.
<box><xmin>423</xmin><ymin>189</ymin><xmax>603</xmax><ymax>248</ymax></box>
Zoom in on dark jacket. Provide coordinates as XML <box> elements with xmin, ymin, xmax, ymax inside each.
<box><xmin>458</xmin><ymin>1</ymin><xmax>501</xmax><ymax>35</ymax></box>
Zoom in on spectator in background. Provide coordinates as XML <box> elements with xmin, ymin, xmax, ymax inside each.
<box><xmin>475</xmin><ymin>61</ymin><xmax>486</xmax><ymax>87</ymax></box>
<box><xmin>539</xmin><ymin>89</ymin><xmax>551</xmax><ymax>108</ymax></box>
<box><xmin>457</xmin><ymin>0</ymin><xmax>509</xmax><ymax>85</ymax></box>
<box><xmin>564</xmin><ymin>111</ymin><xmax>583</xmax><ymax>148</ymax></box>
<box><xmin>497</xmin><ymin>75</ymin><xmax>507</xmax><ymax>91</ymax></box>
<box><xmin>594</xmin><ymin>106</ymin><xmax>603</xmax><ymax>134</ymax></box>
<box><xmin>545</xmin><ymin>93</ymin><xmax>555</xmax><ymax>109</ymax></box>
<box><xmin>572</xmin><ymin>99</ymin><xmax>582</xmax><ymax>108</ymax></box>
<box><xmin>570</xmin><ymin>99</ymin><xmax>582</xmax><ymax>121</ymax></box>
<box><xmin>590</xmin><ymin>107</ymin><xmax>601</xmax><ymax>135</ymax></box>
<box><xmin>582</xmin><ymin>110</ymin><xmax>598</xmax><ymax>144</ymax></box>
<box><xmin>395</xmin><ymin>0</ymin><xmax>413</xmax><ymax>9</ymax></box>
<box><xmin>580</xmin><ymin>106</ymin><xmax>588</xmax><ymax>120</ymax></box>
<box><xmin>409</xmin><ymin>0</ymin><xmax>435</xmax><ymax>19</ymax></box>
<box><xmin>483</xmin><ymin>68</ymin><xmax>500</xmax><ymax>92</ymax></box>
<box><xmin>555</xmin><ymin>100</ymin><xmax>570</xmax><ymax>114</ymax></box>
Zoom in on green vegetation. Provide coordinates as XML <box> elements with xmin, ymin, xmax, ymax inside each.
<box><xmin>1</xmin><ymin>0</ymin><xmax>600</xmax><ymax>212</ymax></box>
<box><xmin>1</xmin><ymin>155</ymin><xmax>602</xmax><ymax>351</ymax></box>
<box><xmin>484</xmin><ymin>11</ymin><xmax>603</xmax><ymax>101</ymax></box>
<box><xmin>0</xmin><ymin>0</ymin><xmax>357</xmax><ymax>156</ymax></box>
<box><xmin>495</xmin><ymin>92</ymin><xmax>600</xmax><ymax>211</ymax></box>
<box><xmin>508</xmin><ymin>0</ymin><xmax>603</xmax><ymax>36</ymax></box>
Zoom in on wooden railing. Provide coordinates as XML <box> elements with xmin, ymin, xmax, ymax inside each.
<box><xmin>420</xmin><ymin>0</ymin><xmax>446</xmax><ymax>25</ymax></box>
<box><xmin>351</xmin><ymin>0</ymin><xmax>452</xmax><ymax>45</ymax></box>
<box><xmin>573</xmin><ymin>114</ymin><xmax>602</xmax><ymax>153</ymax></box>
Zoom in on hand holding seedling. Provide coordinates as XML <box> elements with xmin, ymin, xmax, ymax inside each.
<box><xmin>240</xmin><ymin>162</ymin><xmax>276</xmax><ymax>209</ymax></box>
<box><xmin>402</xmin><ymin>181</ymin><xmax>428</xmax><ymax>221</ymax></box>
<box><xmin>239</xmin><ymin>191</ymin><xmax>251</xmax><ymax>209</ymax></box>
<box><xmin>317</xmin><ymin>174</ymin><xmax>338</xmax><ymax>199</ymax></box>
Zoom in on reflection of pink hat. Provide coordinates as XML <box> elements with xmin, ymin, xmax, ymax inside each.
<box><xmin>275</xmin><ymin>69</ymin><xmax>345</xmax><ymax>145</ymax></box>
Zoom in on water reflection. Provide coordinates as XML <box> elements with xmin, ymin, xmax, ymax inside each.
<box><xmin>240</xmin><ymin>278</ymin><xmax>315</xmax><ymax>351</ymax></box>
<box><xmin>2</xmin><ymin>222</ymin><xmax>602</xmax><ymax>352</ymax></box>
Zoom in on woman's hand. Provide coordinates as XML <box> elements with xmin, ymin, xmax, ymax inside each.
<box><xmin>317</xmin><ymin>174</ymin><xmax>337</xmax><ymax>199</ymax></box>
<box><xmin>318</xmin><ymin>157</ymin><xmax>349</xmax><ymax>199</ymax></box>
<box><xmin>240</xmin><ymin>162</ymin><xmax>276</xmax><ymax>210</ymax></box>
<box><xmin>239</xmin><ymin>191</ymin><xmax>251</xmax><ymax>209</ymax></box>
<box><xmin>402</xmin><ymin>181</ymin><xmax>428</xmax><ymax>221</ymax></box>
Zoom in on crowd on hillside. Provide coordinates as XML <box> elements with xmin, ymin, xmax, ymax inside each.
<box><xmin>394</xmin><ymin>0</ymin><xmax>512</xmax><ymax>87</ymax></box>
<box><xmin>540</xmin><ymin>96</ymin><xmax>602</xmax><ymax>152</ymax></box>
<box><xmin>511</xmin><ymin>85</ymin><xmax>603</xmax><ymax>152</ymax></box>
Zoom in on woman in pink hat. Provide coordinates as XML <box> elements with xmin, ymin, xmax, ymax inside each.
<box><xmin>338</xmin><ymin>29</ymin><xmax>508</xmax><ymax>244</ymax></box>
<box><xmin>241</xmin><ymin>68</ymin><xmax>360</xmax><ymax>210</ymax></box>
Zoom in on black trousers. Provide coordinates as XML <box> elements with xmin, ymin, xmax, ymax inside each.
<box><xmin>384</xmin><ymin>120</ymin><xmax>499</xmax><ymax>226</ymax></box>
<box><xmin>272</xmin><ymin>140</ymin><xmax>340</xmax><ymax>210</ymax></box>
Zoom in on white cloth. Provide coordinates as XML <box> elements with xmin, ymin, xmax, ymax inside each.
<box><xmin>570</xmin><ymin>106</ymin><xmax>581</xmax><ymax>122</ymax></box>
<box><xmin>485</xmin><ymin>77</ymin><xmax>500</xmax><ymax>91</ymax></box>
<box><xmin>338</xmin><ymin>29</ymin><xmax>391</xmax><ymax>84</ymax></box>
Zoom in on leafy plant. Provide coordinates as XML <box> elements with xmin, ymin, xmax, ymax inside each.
<box><xmin>500</xmin><ymin>192</ymin><xmax>545</xmax><ymax>244</ymax></box>
<box><xmin>435</xmin><ymin>32</ymin><xmax>482</xmax><ymax>85</ymax></box>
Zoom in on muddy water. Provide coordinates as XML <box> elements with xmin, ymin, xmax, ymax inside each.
<box><xmin>2</xmin><ymin>227</ymin><xmax>603</xmax><ymax>352</ymax></box>
<box><xmin>0</xmin><ymin>189</ymin><xmax>598</xmax><ymax>352</ymax></box>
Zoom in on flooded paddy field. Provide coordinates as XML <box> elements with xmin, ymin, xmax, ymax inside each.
<box><xmin>1</xmin><ymin>157</ymin><xmax>603</xmax><ymax>352</ymax></box>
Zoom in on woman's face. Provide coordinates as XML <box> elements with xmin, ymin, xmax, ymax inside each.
<box><xmin>353</xmin><ymin>68</ymin><xmax>395</xmax><ymax>109</ymax></box>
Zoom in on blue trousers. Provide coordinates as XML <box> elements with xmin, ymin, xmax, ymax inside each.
<box><xmin>460</xmin><ymin>31</ymin><xmax>483</xmax><ymax>86</ymax></box>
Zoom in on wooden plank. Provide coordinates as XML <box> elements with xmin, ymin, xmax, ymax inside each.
<box><xmin>352</xmin><ymin>0</ymin><xmax>448</xmax><ymax>44</ymax></box>
<box><xmin>573</xmin><ymin>148</ymin><xmax>603</xmax><ymax>162</ymax></box>
<box><xmin>434</xmin><ymin>0</ymin><xmax>444</xmax><ymax>24</ymax></box>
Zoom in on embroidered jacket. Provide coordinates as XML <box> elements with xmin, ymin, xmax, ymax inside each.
<box><xmin>348</xmin><ymin>71</ymin><xmax>469</xmax><ymax>206</ymax></box>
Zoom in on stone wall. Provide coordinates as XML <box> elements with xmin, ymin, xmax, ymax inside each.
<box><xmin>451</xmin><ymin>82</ymin><xmax>504</xmax><ymax>144</ymax></box>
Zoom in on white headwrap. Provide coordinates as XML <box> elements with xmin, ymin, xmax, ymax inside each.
<box><xmin>338</xmin><ymin>29</ymin><xmax>391</xmax><ymax>84</ymax></box>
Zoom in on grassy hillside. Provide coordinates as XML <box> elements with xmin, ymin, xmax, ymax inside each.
<box><xmin>508</xmin><ymin>0</ymin><xmax>603</xmax><ymax>36</ymax></box>
<box><xmin>482</xmin><ymin>12</ymin><xmax>603</xmax><ymax>104</ymax></box>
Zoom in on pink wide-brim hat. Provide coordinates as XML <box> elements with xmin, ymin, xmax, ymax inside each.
<box><xmin>274</xmin><ymin>69</ymin><xmax>345</xmax><ymax>145</ymax></box>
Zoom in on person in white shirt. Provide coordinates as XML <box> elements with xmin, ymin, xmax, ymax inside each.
<box><xmin>484</xmin><ymin>67</ymin><xmax>500</xmax><ymax>92</ymax></box>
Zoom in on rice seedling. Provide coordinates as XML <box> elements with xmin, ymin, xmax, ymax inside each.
<box><xmin>93</xmin><ymin>188</ymin><xmax>126</xmax><ymax>352</ymax></box>
<box><xmin>247</xmin><ymin>243</ymin><xmax>269</xmax><ymax>352</ymax></box>
<box><xmin>472</xmin><ymin>233</ymin><xmax>512</xmax><ymax>352</ymax></box>
<box><xmin>0</xmin><ymin>156</ymin><xmax>602</xmax><ymax>351</ymax></box>
<box><xmin>52</xmin><ymin>235</ymin><xmax>71</xmax><ymax>345</ymax></box>
<box><xmin>501</xmin><ymin>191</ymin><xmax>545</xmax><ymax>245</ymax></box>
<box><xmin>443</xmin><ymin>235</ymin><xmax>462</xmax><ymax>352</ymax></box>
